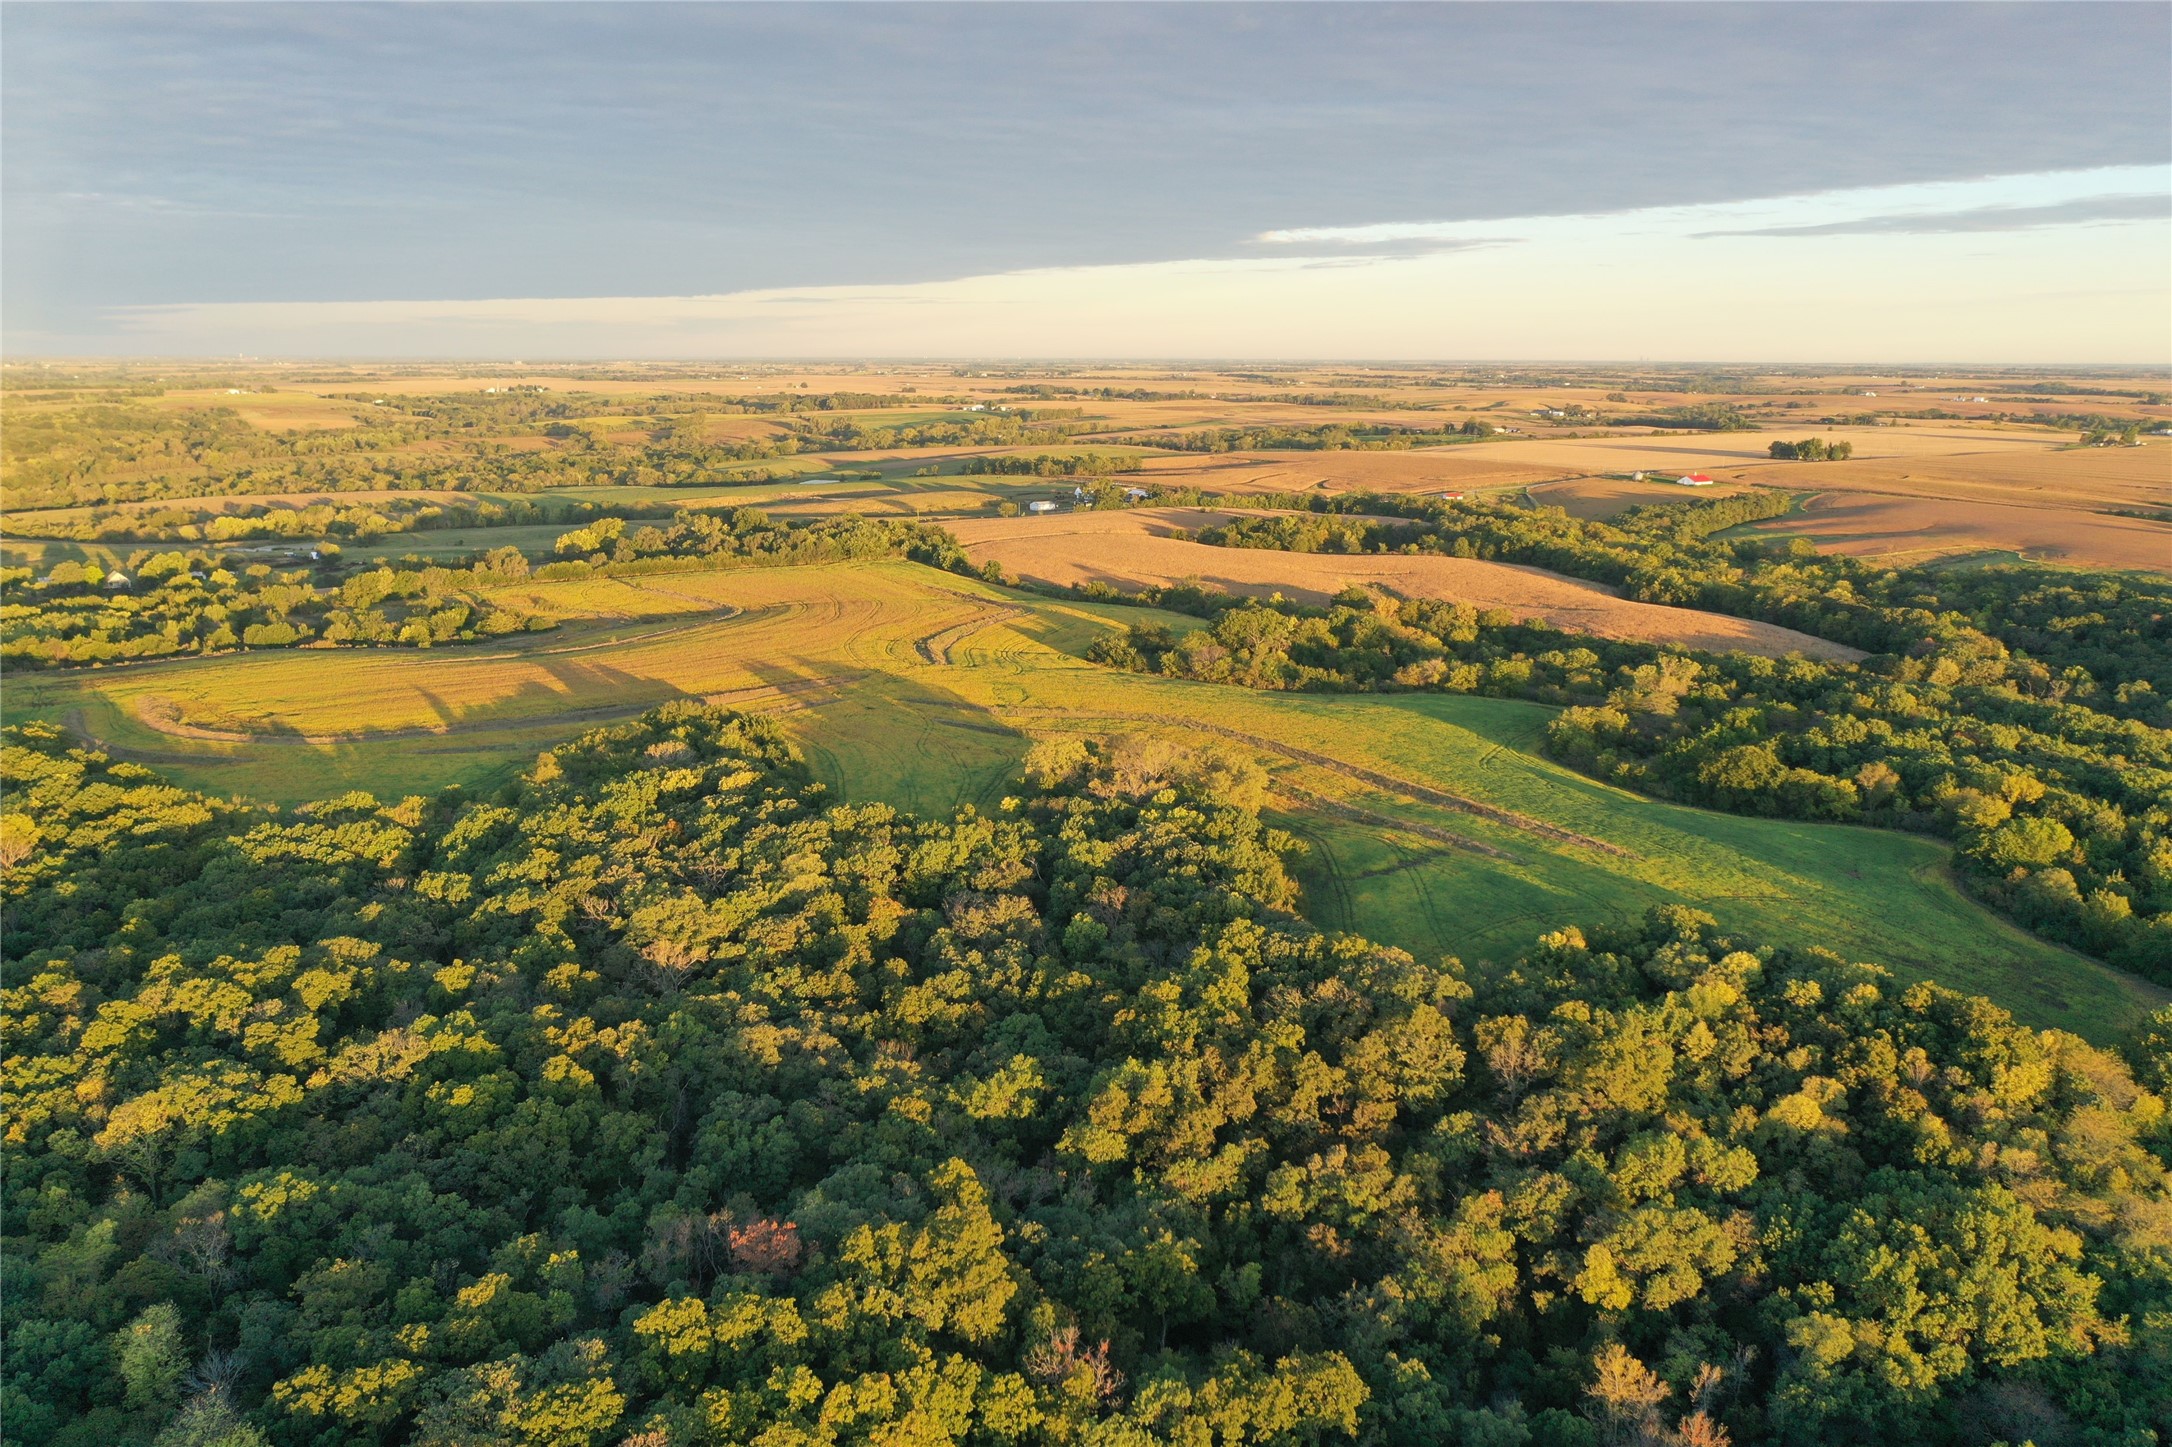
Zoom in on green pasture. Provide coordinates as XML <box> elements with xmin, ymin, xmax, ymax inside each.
<box><xmin>340</xmin><ymin>523</ymin><xmax>574</xmax><ymax>562</ymax></box>
<box><xmin>1</xmin><ymin>538</ymin><xmax>135</xmax><ymax>571</ymax></box>
<box><xmin>9</xmin><ymin>558</ymin><xmax>2162</xmax><ymax>1041</ymax></box>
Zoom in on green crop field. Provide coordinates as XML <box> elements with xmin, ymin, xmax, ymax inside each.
<box><xmin>338</xmin><ymin>522</ymin><xmax>577</xmax><ymax>561</ymax></box>
<box><xmin>12</xmin><ymin>555</ymin><xmax>2162</xmax><ymax>1039</ymax></box>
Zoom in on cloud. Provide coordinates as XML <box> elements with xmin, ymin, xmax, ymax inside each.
<box><xmin>83</xmin><ymin>169</ymin><xmax>2168</xmax><ymax>365</ymax></box>
<box><xmin>6</xmin><ymin>3</ymin><xmax>2169</xmax><ymax>337</ymax></box>
<box><xmin>1694</xmin><ymin>192</ymin><xmax>2169</xmax><ymax>238</ymax></box>
<box><xmin>1252</xmin><ymin>236</ymin><xmax>1522</xmax><ymax>261</ymax></box>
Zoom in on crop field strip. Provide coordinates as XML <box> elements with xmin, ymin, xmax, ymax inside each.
<box><xmin>11</xmin><ymin>360</ymin><xmax>2163</xmax><ymax>567</ymax></box>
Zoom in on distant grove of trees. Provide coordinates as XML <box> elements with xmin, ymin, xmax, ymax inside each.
<box><xmin>1764</xmin><ymin>439</ymin><xmax>1853</xmax><ymax>461</ymax></box>
<box><xmin>5</xmin><ymin>705</ymin><xmax>2169</xmax><ymax>1445</ymax></box>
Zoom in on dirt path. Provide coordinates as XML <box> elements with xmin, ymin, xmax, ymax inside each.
<box><xmin>1273</xmin><ymin>783</ymin><xmax>1517</xmax><ymax>861</ymax></box>
<box><xmin>1002</xmin><ymin>704</ymin><xmax>1630</xmax><ymax>859</ymax></box>
<box><xmin>1171</xmin><ymin>718</ymin><xmax>1632</xmax><ymax>858</ymax></box>
<box><xmin>915</xmin><ymin>604</ymin><xmax>1028</xmax><ymax>665</ymax></box>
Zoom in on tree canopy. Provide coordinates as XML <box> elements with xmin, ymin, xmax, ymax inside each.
<box><xmin>6</xmin><ymin>706</ymin><xmax>2169</xmax><ymax>1446</ymax></box>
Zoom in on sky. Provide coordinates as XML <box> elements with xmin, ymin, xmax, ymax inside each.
<box><xmin>4</xmin><ymin>1</ymin><xmax>2168</xmax><ymax>362</ymax></box>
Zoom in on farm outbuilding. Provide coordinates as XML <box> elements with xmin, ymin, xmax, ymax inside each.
<box><xmin>1676</xmin><ymin>473</ymin><xmax>1715</xmax><ymax>487</ymax></box>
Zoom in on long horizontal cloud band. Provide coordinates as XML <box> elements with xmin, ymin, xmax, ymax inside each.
<box><xmin>90</xmin><ymin>166</ymin><xmax>2172</xmax><ymax>362</ymax></box>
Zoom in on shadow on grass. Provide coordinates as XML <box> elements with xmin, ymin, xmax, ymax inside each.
<box><xmin>745</xmin><ymin>652</ymin><xmax>1030</xmax><ymax>815</ymax></box>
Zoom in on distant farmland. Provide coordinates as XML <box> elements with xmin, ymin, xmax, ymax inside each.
<box><xmin>7</xmin><ymin>358</ymin><xmax>2167</xmax><ymax>1044</ymax></box>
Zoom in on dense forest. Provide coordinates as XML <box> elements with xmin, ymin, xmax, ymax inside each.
<box><xmin>543</xmin><ymin>510</ymin><xmax>991</xmax><ymax>583</ymax></box>
<box><xmin>1067</xmin><ymin>497</ymin><xmax>2172</xmax><ymax>977</ymax></box>
<box><xmin>6</xmin><ymin>705</ymin><xmax>2169</xmax><ymax>1446</ymax></box>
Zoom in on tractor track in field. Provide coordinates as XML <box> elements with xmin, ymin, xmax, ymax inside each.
<box><xmin>994</xmin><ymin>704</ymin><xmax>1627</xmax><ymax>857</ymax></box>
<box><xmin>914</xmin><ymin>604</ymin><xmax>1028</xmax><ymax>665</ymax></box>
<box><xmin>1156</xmin><ymin>718</ymin><xmax>1632</xmax><ymax>858</ymax></box>
<box><xmin>1275</xmin><ymin>811</ymin><xmax>1356</xmax><ymax>928</ymax></box>
<box><xmin>1272</xmin><ymin>784</ymin><xmax>1517</xmax><ymax>861</ymax></box>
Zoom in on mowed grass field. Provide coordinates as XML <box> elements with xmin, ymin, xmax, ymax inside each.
<box><xmin>12</xmin><ymin>557</ymin><xmax>2162</xmax><ymax>1039</ymax></box>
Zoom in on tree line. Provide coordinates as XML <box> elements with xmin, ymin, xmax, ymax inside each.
<box><xmin>961</xmin><ymin>454</ymin><xmax>1145</xmax><ymax>478</ymax></box>
<box><xmin>7</xmin><ymin>496</ymin><xmax>609</xmax><ymax>548</ymax></box>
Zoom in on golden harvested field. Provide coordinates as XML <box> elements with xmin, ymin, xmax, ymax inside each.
<box><xmin>949</xmin><ymin>508</ymin><xmax>1863</xmax><ymax>659</ymax></box>
<box><xmin>1722</xmin><ymin>438</ymin><xmax>2171</xmax><ymax>570</ymax></box>
<box><xmin>1125</xmin><ymin>423</ymin><xmax>2081</xmax><ymax>496</ymax></box>
<box><xmin>1118</xmin><ymin>425</ymin><xmax>2166</xmax><ymax>573</ymax></box>
<box><xmin>1526</xmin><ymin>476</ymin><xmax>1759</xmax><ymax>517</ymax></box>
<box><xmin>1468</xmin><ymin>423</ymin><xmax>2071</xmax><ymax>477</ymax></box>
<box><xmin>1739</xmin><ymin>492</ymin><xmax>2170</xmax><ymax>571</ymax></box>
<box><xmin>1132</xmin><ymin>449</ymin><xmax>1558</xmax><ymax>495</ymax></box>
<box><xmin>1069</xmin><ymin>399</ymin><xmax>1455</xmax><ymax>433</ymax></box>
<box><xmin>1730</xmin><ymin>436</ymin><xmax>2169</xmax><ymax>510</ymax></box>
<box><xmin>145</xmin><ymin>389</ymin><xmax>367</xmax><ymax>430</ymax></box>
<box><xmin>9</xmin><ymin>361</ymin><xmax>2168</xmax><ymax>1048</ymax></box>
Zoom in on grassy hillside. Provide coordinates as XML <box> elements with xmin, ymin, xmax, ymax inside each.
<box><xmin>12</xmin><ymin>558</ymin><xmax>2162</xmax><ymax>1038</ymax></box>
